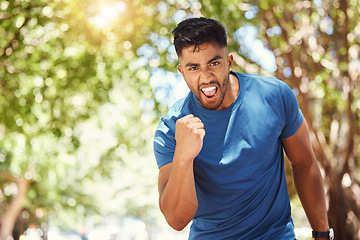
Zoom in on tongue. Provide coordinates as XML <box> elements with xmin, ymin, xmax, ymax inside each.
<box><xmin>202</xmin><ymin>88</ymin><xmax>217</xmax><ymax>98</ymax></box>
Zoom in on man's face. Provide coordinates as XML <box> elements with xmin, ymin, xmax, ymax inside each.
<box><xmin>177</xmin><ymin>42</ymin><xmax>233</xmax><ymax>110</ymax></box>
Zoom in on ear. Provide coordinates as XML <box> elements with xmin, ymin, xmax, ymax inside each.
<box><xmin>177</xmin><ymin>65</ymin><xmax>185</xmax><ymax>78</ymax></box>
<box><xmin>228</xmin><ymin>54</ymin><xmax>234</xmax><ymax>71</ymax></box>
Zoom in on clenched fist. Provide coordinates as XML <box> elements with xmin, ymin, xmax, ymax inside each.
<box><xmin>174</xmin><ymin>114</ymin><xmax>205</xmax><ymax>162</ymax></box>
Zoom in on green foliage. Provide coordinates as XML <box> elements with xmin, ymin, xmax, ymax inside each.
<box><xmin>0</xmin><ymin>0</ymin><xmax>359</xmax><ymax>237</ymax></box>
<box><xmin>0</xmin><ymin>0</ymin><xmax>161</xmax><ymax>231</ymax></box>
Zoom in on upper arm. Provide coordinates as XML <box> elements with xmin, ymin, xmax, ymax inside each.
<box><xmin>281</xmin><ymin>119</ymin><xmax>316</xmax><ymax>166</ymax></box>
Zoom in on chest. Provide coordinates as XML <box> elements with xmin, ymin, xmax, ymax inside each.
<box><xmin>194</xmin><ymin>99</ymin><xmax>285</xmax><ymax>183</ymax></box>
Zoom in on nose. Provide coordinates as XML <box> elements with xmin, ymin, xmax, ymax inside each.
<box><xmin>199</xmin><ymin>67</ymin><xmax>213</xmax><ymax>83</ymax></box>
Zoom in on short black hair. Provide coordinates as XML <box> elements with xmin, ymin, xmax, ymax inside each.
<box><xmin>172</xmin><ymin>17</ymin><xmax>227</xmax><ymax>56</ymax></box>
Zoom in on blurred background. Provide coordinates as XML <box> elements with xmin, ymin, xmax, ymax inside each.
<box><xmin>0</xmin><ymin>0</ymin><xmax>359</xmax><ymax>239</ymax></box>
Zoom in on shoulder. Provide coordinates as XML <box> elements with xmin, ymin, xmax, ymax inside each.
<box><xmin>154</xmin><ymin>93</ymin><xmax>193</xmax><ymax>168</ymax></box>
<box><xmin>234</xmin><ymin>72</ymin><xmax>283</xmax><ymax>88</ymax></box>
<box><xmin>155</xmin><ymin>92</ymin><xmax>194</xmax><ymax>139</ymax></box>
<box><xmin>233</xmin><ymin>72</ymin><xmax>289</xmax><ymax>98</ymax></box>
<box><xmin>161</xmin><ymin>93</ymin><xmax>193</xmax><ymax>124</ymax></box>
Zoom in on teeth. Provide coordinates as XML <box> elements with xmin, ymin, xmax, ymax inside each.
<box><xmin>202</xmin><ymin>86</ymin><xmax>216</xmax><ymax>92</ymax></box>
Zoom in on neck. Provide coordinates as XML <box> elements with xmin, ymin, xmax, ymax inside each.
<box><xmin>222</xmin><ymin>72</ymin><xmax>239</xmax><ymax>109</ymax></box>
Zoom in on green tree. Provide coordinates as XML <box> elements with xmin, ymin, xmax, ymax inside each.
<box><xmin>1</xmin><ymin>0</ymin><xmax>359</xmax><ymax>239</ymax></box>
<box><xmin>0</xmin><ymin>0</ymin><xmax>164</xmax><ymax>238</ymax></box>
<box><xmin>0</xmin><ymin>0</ymin><xmax>111</xmax><ymax>237</ymax></box>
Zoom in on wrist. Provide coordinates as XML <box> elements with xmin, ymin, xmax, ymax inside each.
<box><xmin>174</xmin><ymin>140</ymin><xmax>201</xmax><ymax>161</ymax></box>
<box><xmin>173</xmin><ymin>150</ymin><xmax>195</xmax><ymax>165</ymax></box>
<box><xmin>312</xmin><ymin>228</ymin><xmax>334</xmax><ymax>240</ymax></box>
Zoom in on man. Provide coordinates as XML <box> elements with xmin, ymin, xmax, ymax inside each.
<box><xmin>153</xmin><ymin>17</ymin><xmax>332</xmax><ymax>239</ymax></box>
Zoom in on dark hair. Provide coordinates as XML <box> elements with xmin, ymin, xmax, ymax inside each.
<box><xmin>172</xmin><ymin>17</ymin><xmax>227</xmax><ymax>56</ymax></box>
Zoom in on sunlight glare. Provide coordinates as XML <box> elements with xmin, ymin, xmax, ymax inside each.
<box><xmin>90</xmin><ymin>1</ymin><xmax>126</xmax><ymax>29</ymax></box>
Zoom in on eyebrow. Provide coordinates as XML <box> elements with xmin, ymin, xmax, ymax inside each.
<box><xmin>185</xmin><ymin>55</ymin><xmax>223</xmax><ymax>68</ymax></box>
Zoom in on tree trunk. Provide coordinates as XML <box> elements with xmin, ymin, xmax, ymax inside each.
<box><xmin>327</xmin><ymin>167</ymin><xmax>360</xmax><ymax>240</ymax></box>
<box><xmin>327</xmin><ymin>171</ymin><xmax>347</xmax><ymax>240</ymax></box>
<box><xmin>0</xmin><ymin>176</ymin><xmax>31</xmax><ymax>240</ymax></box>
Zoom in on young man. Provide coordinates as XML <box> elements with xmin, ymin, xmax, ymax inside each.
<box><xmin>153</xmin><ymin>17</ymin><xmax>332</xmax><ymax>239</ymax></box>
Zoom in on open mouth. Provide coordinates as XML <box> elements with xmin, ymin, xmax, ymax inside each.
<box><xmin>201</xmin><ymin>86</ymin><xmax>218</xmax><ymax>98</ymax></box>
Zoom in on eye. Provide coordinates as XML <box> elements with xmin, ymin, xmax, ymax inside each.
<box><xmin>210</xmin><ymin>61</ymin><xmax>220</xmax><ymax>67</ymax></box>
<box><xmin>188</xmin><ymin>66</ymin><xmax>198</xmax><ymax>71</ymax></box>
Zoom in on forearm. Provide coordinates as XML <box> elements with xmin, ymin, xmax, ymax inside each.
<box><xmin>282</xmin><ymin>120</ymin><xmax>330</xmax><ymax>238</ymax></box>
<box><xmin>292</xmin><ymin>160</ymin><xmax>329</xmax><ymax>232</ymax></box>
<box><xmin>159</xmin><ymin>153</ymin><xmax>198</xmax><ymax>231</ymax></box>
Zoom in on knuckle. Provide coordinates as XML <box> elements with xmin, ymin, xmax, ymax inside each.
<box><xmin>177</xmin><ymin>118</ymin><xmax>186</xmax><ymax>125</ymax></box>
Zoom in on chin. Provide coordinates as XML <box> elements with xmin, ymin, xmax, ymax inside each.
<box><xmin>202</xmin><ymin>102</ymin><xmax>222</xmax><ymax>110</ymax></box>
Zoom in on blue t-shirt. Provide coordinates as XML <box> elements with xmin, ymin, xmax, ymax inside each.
<box><xmin>154</xmin><ymin>72</ymin><xmax>303</xmax><ymax>239</ymax></box>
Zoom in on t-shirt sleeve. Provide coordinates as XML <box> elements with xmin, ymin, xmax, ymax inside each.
<box><xmin>153</xmin><ymin>118</ymin><xmax>176</xmax><ymax>168</ymax></box>
<box><xmin>278</xmin><ymin>80</ymin><xmax>304</xmax><ymax>139</ymax></box>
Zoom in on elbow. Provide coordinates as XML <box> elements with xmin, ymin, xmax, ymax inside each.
<box><xmin>172</xmin><ymin>224</ymin><xmax>188</xmax><ymax>232</ymax></box>
<box><xmin>165</xmin><ymin>214</ymin><xmax>192</xmax><ymax>231</ymax></box>
<box><xmin>160</xmin><ymin>202</ymin><xmax>198</xmax><ymax>231</ymax></box>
